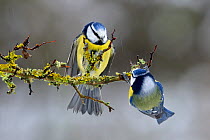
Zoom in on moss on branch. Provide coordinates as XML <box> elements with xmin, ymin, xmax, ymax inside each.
<box><xmin>0</xmin><ymin>36</ymin><xmax>133</xmax><ymax>112</ymax></box>
<box><xmin>0</xmin><ymin>36</ymin><xmax>154</xmax><ymax>112</ymax></box>
<box><xmin>0</xmin><ymin>58</ymin><xmax>129</xmax><ymax>87</ymax></box>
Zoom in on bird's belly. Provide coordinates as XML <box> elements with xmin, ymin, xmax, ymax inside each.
<box><xmin>81</xmin><ymin>52</ymin><xmax>107</xmax><ymax>76</ymax></box>
<box><xmin>77</xmin><ymin>36</ymin><xmax>112</xmax><ymax>76</ymax></box>
<box><xmin>132</xmin><ymin>93</ymin><xmax>162</xmax><ymax>111</ymax></box>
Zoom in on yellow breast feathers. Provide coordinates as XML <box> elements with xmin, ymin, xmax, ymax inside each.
<box><xmin>76</xmin><ymin>34</ymin><xmax>113</xmax><ymax>76</ymax></box>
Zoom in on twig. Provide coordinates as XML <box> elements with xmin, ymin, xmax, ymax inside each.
<box><xmin>23</xmin><ymin>35</ymin><xmax>30</xmax><ymax>46</ymax></box>
<box><xmin>57</xmin><ymin>86</ymin><xmax>60</xmax><ymax>92</ymax></box>
<box><xmin>8</xmin><ymin>66</ymin><xmax>20</xmax><ymax>78</ymax></box>
<box><xmin>97</xmin><ymin>29</ymin><xmax>117</xmax><ymax>61</ymax></box>
<box><xmin>29</xmin><ymin>40</ymin><xmax>56</xmax><ymax>51</ymax></box>
<box><xmin>13</xmin><ymin>35</ymin><xmax>56</xmax><ymax>59</ymax></box>
<box><xmin>147</xmin><ymin>45</ymin><xmax>158</xmax><ymax>68</ymax></box>
<box><xmin>102</xmin><ymin>29</ymin><xmax>116</xmax><ymax>53</ymax></box>
<box><xmin>136</xmin><ymin>55</ymin><xmax>139</xmax><ymax>62</ymax></box>
<box><xmin>72</xmin><ymin>84</ymin><xmax>115</xmax><ymax>112</ymax></box>
<box><xmin>111</xmin><ymin>29</ymin><xmax>117</xmax><ymax>41</ymax></box>
<box><xmin>28</xmin><ymin>83</ymin><xmax>33</xmax><ymax>95</ymax></box>
<box><xmin>72</xmin><ymin>84</ymin><xmax>85</xmax><ymax>104</ymax></box>
<box><xmin>0</xmin><ymin>54</ymin><xmax>8</xmax><ymax>61</ymax></box>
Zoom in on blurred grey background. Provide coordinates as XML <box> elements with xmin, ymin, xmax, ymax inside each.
<box><xmin>0</xmin><ymin>0</ymin><xmax>210</xmax><ymax>140</ymax></box>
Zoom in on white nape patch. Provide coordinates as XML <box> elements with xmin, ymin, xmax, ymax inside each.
<box><xmin>86</xmin><ymin>26</ymin><xmax>99</xmax><ymax>43</ymax></box>
<box><xmin>130</xmin><ymin>76</ymin><xmax>136</xmax><ymax>86</ymax></box>
<box><xmin>141</xmin><ymin>76</ymin><xmax>156</xmax><ymax>94</ymax></box>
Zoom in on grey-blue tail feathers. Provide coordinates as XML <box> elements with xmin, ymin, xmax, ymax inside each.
<box><xmin>156</xmin><ymin>107</ymin><xmax>175</xmax><ymax>124</ymax></box>
<box><xmin>67</xmin><ymin>85</ymin><xmax>103</xmax><ymax>116</ymax></box>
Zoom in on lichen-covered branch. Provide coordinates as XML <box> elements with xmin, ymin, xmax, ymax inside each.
<box><xmin>0</xmin><ymin>50</ymin><xmax>129</xmax><ymax>111</ymax></box>
<box><xmin>0</xmin><ymin>36</ymin><xmax>153</xmax><ymax>112</ymax></box>
<box><xmin>0</xmin><ymin>59</ymin><xmax>129</xmax><ymax>86</ymax></box>
<box><xmin>0</xmin><ymin>36</ymin><xmax>132</xmax><ymax>112</ymax></box>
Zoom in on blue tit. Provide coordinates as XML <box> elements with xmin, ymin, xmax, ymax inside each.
<box><xmin>129</xmin><ymin>68</ymin><xmax>174</xmax><ymax>124</ymax></box>
<box><xmin>65</xmin><ymin>22</ymin><xmax>115</xmax><ymax>116</ymax></box>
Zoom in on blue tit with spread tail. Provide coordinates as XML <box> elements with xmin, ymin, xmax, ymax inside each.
<box><xmin>129</xmin><ymin>68</ymin><xmax>174</xmax><ymax>124</ymax></box>
<box><xmin>65</xmin><ymin>22</ymin><xmax>115</xmax><ymax>116</ymax></box>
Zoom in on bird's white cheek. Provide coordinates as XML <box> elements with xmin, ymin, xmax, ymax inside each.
<box><xmin>86</xmin><ymin>26</ymin><xmax>98</xmax><ymax>43</ymax></box>
<box><xmin>96</xmin><ymin>29</ymin><xmax>107</xmax><ymax>43</ymax></box>
<box><xmin>130</xmin><ymin>77</ymin><xmax>136</xmax><ymax>86</ymax></box>
<box><xmin>102</xmin><ymin>35</ymin><xmax>108</xmax><ymax>43</ymax></box>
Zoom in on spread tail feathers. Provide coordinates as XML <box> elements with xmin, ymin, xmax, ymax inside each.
<box><xmin>156</xmin><ymin>107</ymin><xmax>175</xmax><ymax>124</ymax></box>
<box><xmin>67</xmin><ymin>85</ymin><xmax>103</xmax><ymax>116</ymax></box>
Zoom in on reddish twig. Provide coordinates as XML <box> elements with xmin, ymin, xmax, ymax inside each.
<box><xmin>101</xmin><ymin>29</ymin><xmax>116</xmax><ymax>53</ymax></box>
<box><xmin>23</xmin><ymin>35</ymin><xmax>30</xmax><ymax>46</ymax></box>
<box><xmin>147</xmin><ymin>45</ymin><xmax>157</xmax><ymax>68</ymax></box>
<box><xmin>61</xmin><ymin>65</ymin><xmax>70</xmax><ymax>68</ymax></box>
<box><xmin>72</xmin><ymin>84</ymin><xmax>115</xmax><ymax>112</ymax></box>
<box><xmin>29</xmin><ymin>40</ymin><xmax>56</xmax><ymax>51</ymax></box>
<box><xmin>13</xmin><ymin>35</ymin><xmax>56</xmax><ymax>59</ymax></box>
<box><xmin>111</xmin><ymin>29</ymin><xmax>117</xmax><ymax>41</ymax></box>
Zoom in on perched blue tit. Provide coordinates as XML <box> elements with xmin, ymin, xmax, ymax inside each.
<box><xmin>65</xmin><ymin>22</ymin><xmax>115</xmax><ymax>116</ymax></box>
<box><xmin>129</xmin><ymin>68</ymin><xmax>174</xmax><ymax>124</ymax></box>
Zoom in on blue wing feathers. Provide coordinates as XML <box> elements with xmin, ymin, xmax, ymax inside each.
<box><xmin>156</xmin><ymin>81</ymin><xmax>163</xmax><ymax>94</ymax></box>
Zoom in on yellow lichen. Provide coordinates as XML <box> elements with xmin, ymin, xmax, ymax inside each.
<box><xmin>15</xmin><ymin>43</ymin><xmax>24</xmax><ymax>49</ymax></box>
<box><xmin>0</xmin><ymin>46</ymin><xmax>129</xmax><ymax>95</ymax></box>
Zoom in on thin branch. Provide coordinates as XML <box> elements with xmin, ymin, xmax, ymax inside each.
<box><xmin>72</xmin><ymin>84</ymin><xmax>115</xmax><ymax>112</ymax></box>
<box><xmin>8</xmin><ymin>66</ymin><xmax>20</xmax><ymax>78</ymax></box>
<box><xmin>0</xmin><ymin>54</ymin><xmax>8</xmax><ymax>61</ymax></box>
<box><xmin>97</xmin><ymin>29</ymin><xmax>116</xmax><ymax>62</ymax></box>
<box><xmin>13</xmin><ymin>35</ymin><xmax>56</xmax><ymax>59</ymax></box>
<box><xmin>111</xmin><ymin>29</ymin><xmax>117</xmax><ymax>41</ymax></box>
<box><xmin>147</xmin><ymin>45</ymin><xmax>158</xmax><ymax>68</ymax></box>
<box><xmin>101</xmin><ymin>29</ymin><xmax>116</xmax><ymax>53</ymax></box>
<box><xmin>72</xmin><ymin>84</ymin><xmax>85</xmax><ymax>104</ymax></box>
<box><xmin>29</xmin><ymin>40</ymin><xmax>56</xmax><ymax>51</ymax></box>
<box><xmin>23</xmin><ymin>35</ymin><xmax>30</xmax><ymax>46</ymax></box>
<box><xmin>28</xmin><ymin>83</ymin><xmax>33</xmax><ymax>95</ymax></box>
<box><xmin>136</xmin><ymin>55</ymin><xmax>139</xmax><ymax>63</ymax></box>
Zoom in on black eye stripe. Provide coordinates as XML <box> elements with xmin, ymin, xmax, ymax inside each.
<box><xmin>90</xmin><ymin>25</ymin><xmax>101</xmax><ymax>39</ymax></box>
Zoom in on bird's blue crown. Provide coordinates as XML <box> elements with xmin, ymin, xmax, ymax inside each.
<box><xmin>93</xmin><ymin>22</ymin><xmax>106</xmax><ymax>31</ymax></box>
<box><xmin>82</xmin><ymin>22</ymin><xmax>108</xmax><ymax>45</ymax></box>
<box><xmin>82</xmin><ymin>22</ymin><xmax>106</xmax><ymax>33</ymax></box>
<box><xmin>132</xmin><ymin>68</ymin><xmax>150</xmax><ymax>78</ymax></box>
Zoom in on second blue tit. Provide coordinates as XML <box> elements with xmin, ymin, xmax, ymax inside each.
<box><xmin>129</xmin><ymin>68</ymin><xmax>174</xmax><ymax>124</ymax></box>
